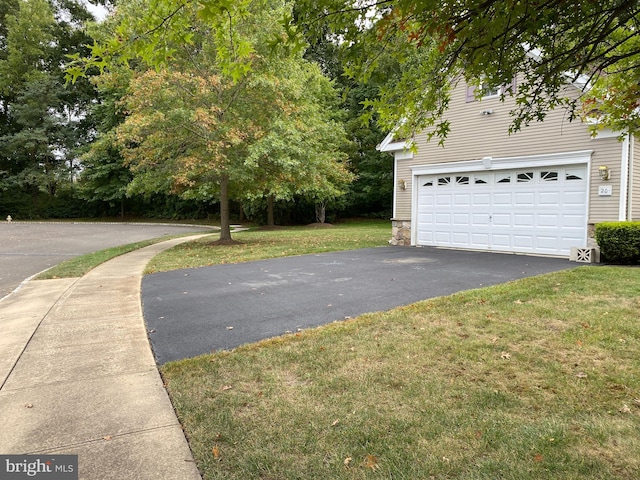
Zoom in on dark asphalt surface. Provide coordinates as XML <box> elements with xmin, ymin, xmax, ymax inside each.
<box><xmin>0</xmin><ymin>222</ymin><xmax>213</xmax><ymax>299</ymax></box>
<box><xmin>142</xmin><ymin>246</ymin><xmax>576</xmax><ymax>364</ymax></box>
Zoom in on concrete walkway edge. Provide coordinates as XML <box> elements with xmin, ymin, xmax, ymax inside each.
<box><xmin>0</xmin><ymin>235</ymin><xmax>207</xmax><ymax>479</ymax></box>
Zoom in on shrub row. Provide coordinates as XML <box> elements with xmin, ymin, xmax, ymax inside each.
<box><xmin>595</xmin><ymin>222</ymin><xmax>640</xmax><ymax>264</ymax></box>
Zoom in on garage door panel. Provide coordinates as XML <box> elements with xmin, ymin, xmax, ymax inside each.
<box><xmin>453</xmin><ymin>213</ymin><xmax>470</xmax><ymax>225</ymax></box>
<box><xmin>560</xmin><ymin>234</ymin><xmax>584</xmax><ymax>248</ymax></box>
<box><xmin>491</xmin><ymin>234</ymin><xmax>511</xmax><ymax>248</ymax></box>
<box><xmin>418</xmin><ymin>231</ymin><xmax>434</xmax><ymax>243</ymax></box>
<box><xmin>473</xmin><ymin>193</ymin><xmax>491</xmax><ymax>205</ymax></box>
<box><xmin>451</xmin><ymin>232</ymin><xmax>471</xmax><ymax>245</ymax></box>
<box><xmin>470</xmin><ymin>232</ymin><xmax>490</xmax><ymax>244</ymax></box>
<box><xmin>561</xmin><ymin>214</ymin><xmax>584</xmax><ymax>227</ymax></box>
<box><xmin>537</xmin><ymin>214</ymin><xmax>559</xmax><ymax>227</ymax></box>
<box><xmin>514</xmin><ymin>214</ymin><xmax>534</xmax><ymax>226</ymax></box>
<box><xmin>492</xmin><ymin>214</ymin><xmax>511</xmax><ymax>226</ymax></box>
<box><xmin>416</xmin><ymin>163</ymin><xmax>587</xmax><ymax>256</ymax></box>
<box><xmin>418</xmin><ymin>196</ymin><xmax>434</xmax><ymax>207</ymax></box>
<box><xmin>513</xmin><ymin>235</ymin><xmax>534</xmax><ymax>248</ymax></box>
<box><xmin>435</xmin><ymin>213</ymin><xmax>451</xmax><ymax>225</ymax></box>
<box><xmin>436</xmin><ymin>194</ymin><xmax>452</xmax><ymax>206</ymax></box>
<box><xmin>493</xmin><ymin>193</ymin><xmax>512</xmax><ymax>205</ymax></box>
<box><xmin>564</xmin><ymin>191</ymin><xmax>587</xmax><ymax>205</ymax></box>
<box><xmin>472</xmin><ymin>214</ymin><xmax>490</xmax><ymax>226</ymax></box>
<box><xmin>418</xmin><ymin>214</ymin><xmax>434</xmax><ymax>227</ymax></box>
<box><xmin>434</xmin><ymin>232</ymin><xmax>451</xmax><ymax>243</ymax></box>
<box><xmin>538</xmin><ymin>191</ymin><xmax>560</xmax><ymax>205</ymax></box>
<box><xmin>453</xmin><ymin>194</ymin><xmax>471</xmax><ymax>205</ymax></box>
<box><xmin>515</xmin><ymin>192</ymin><xmax>535</xmax><ymax>205</ymax></box>
<box><xmin>535</xmin><ymin>236</ymin><xmax>558</xmax><ymax>249</ymax></box>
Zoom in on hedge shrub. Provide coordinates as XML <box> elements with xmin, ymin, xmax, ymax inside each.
<box><xmin>595</xmin><ymin>222</ymin><xmax>640</xmax><ymax>264</ymax></box>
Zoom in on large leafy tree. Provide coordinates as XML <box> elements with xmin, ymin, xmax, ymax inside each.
<box><xmin>84</xmin><ymin>0</ymin><xmax>351</xmax><ymax>240</ymax></box>
<box><xmin>77</xmin><ymin>68</ymin><xmax>132</xmax><ymax>216</ymax></box>
<box><xmin>301</xmin><ymin>26</ymin><xmax>393</xmax><ymax>218</ymax></box>
<box><xmin>292</xmin><ymin>0</ymin><xmax>640</xmax><ymax>141</ymax></box>
<box><xmin>0</xmin><ymin>0</ymin><xmax>97</xmax><ymax>207</ymax></box>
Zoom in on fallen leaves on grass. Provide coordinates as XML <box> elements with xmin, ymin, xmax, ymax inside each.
<box><xmin>212</xmin><ymin>445</ymin><xmax>221</xmax><ymax>461</ymax></box>
<box><xmin>364</xmin><ymin>454</ymin><xmax>380</xmax><ymax>470</ymax></box>
<box><xmin>620</xmin><ymin>404</ymin><xmax>631</xmax><ymax>414</ymax></box>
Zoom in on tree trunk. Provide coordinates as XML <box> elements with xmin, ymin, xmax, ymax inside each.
<box><xmin>219</xmin><ymin>173</ymin><xmax>233</xmax><ymax>241</ymax></box>
<box><xmin>267</xmin><ymin>195</ymin><xmax>275</xmax><ymax>226</ymax></box>
<box><xmin>120</xmin><ymin>197</ymin><xmax>125</xmax><ymax>219</ymax></box>
<box><xmin>315</xmin><ymin>202</ymin><xmax>326</xmax><ymax>223</ymax></box>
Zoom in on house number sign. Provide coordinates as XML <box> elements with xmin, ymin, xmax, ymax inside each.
<box><xmin>598</xmin><ymin>185</ymin><xmax>613</xmax><ymax>196</ymax></box>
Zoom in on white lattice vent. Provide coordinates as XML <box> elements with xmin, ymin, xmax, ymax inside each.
<box><xmin>570</xmin><ymin>247</ymin><xmax>600</xmax><ymax>263</ymax></box>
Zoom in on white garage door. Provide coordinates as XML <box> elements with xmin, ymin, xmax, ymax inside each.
<box><xmin>416</xmin><ymin>165</ymin><xmax>588</xmax><ymax>256</ymax></box>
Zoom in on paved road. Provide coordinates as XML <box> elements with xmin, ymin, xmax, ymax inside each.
<box><xmin>143</xmin><ymin>246</ymin><xmax>576</xmax><ymax>364</ymax></box>
<box><xmin>0</xmin><ymin>222</ymin><xmax>213</xmax><ymax>299</ymax></box>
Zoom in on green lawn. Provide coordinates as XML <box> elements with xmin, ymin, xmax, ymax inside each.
<box><xmin>33</xmin><ymin>220</ymin><xmax>640</xmax><ymax>478</ymax></box>
<box><xmin>160</xmin><ymin>262</ymin><xmax>640</xmax><ymax>478</ymax></box>
<box><xmin>36</xmin><ymin>238</ymin><xmax>166</xmax><ymax>279</ymax></box>
<box><xmin>144</xmin><ymin>220</ymin><xmax>391</xmax><ymax>273</ymax></box>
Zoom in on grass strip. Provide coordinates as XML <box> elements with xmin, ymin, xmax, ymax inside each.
<box><xmin>35</xmin><ymin>237</ymin><xmax>174</xmax><ymax>279</ymax></box>
<box><xmin>145</xmin><ymin>220</ymin><xmax>390</xmax><ymax>273</ymax></box>
<box><xmin>162</xmin><ymin>265</ymin><xmax>640</xmax><ymax>479</ymax></box>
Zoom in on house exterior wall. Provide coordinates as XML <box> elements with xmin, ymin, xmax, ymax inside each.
<box><xmin>393</xmin><ymin>159</ymin><xmax>413</xmax><ymax>219</ymax></box>
<box><xmin>588</xmin><ymin>134</ymin><xmax>624</xmax><ymax>223</ymax></box>
<box><xmin>392</xmin><ymin>79</ymin><xmax>626</xmax><ymax>236</ymax></box>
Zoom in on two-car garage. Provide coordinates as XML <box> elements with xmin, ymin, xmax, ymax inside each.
<box><xmin>412</xmin><ymin>152</ymin><xmax>591</xmax><ymax>257</ymax></box>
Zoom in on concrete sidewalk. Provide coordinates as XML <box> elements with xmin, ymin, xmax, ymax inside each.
<box><xmin>0</xmin><ymin>236</ymin><xmax>205</xmax><ymax>479</ymax></box>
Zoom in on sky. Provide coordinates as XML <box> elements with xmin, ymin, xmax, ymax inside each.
<box><xmin>82</xmin><ymin>1</ymin><xmax>109</xmax><ymax>22</ymax></box>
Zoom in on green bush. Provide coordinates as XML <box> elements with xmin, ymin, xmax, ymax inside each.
<box><xmin>595</xmin><ymin>221</ymin><xmax>640</xmax><ymax>264</ymax></box>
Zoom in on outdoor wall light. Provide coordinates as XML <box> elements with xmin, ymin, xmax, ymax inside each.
<box><xmin>399</xmin><ymin>179</ymin><xmax>407</xmax><ymax>190</ymax></box>
<box><xmin>599</xmin><ymin>165</ymin><xmax>610</xmax><ymax>181</ymax></box>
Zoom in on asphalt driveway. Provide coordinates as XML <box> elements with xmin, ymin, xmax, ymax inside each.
<box><xmin>142</xmin><ymin>246</ymin><xmax>576</xmax><ymax>364</ymax></box>
<box><xmin>0</xmin><ymin>222</ymin><xmax>212</xmax><ymax>299</ymax></box>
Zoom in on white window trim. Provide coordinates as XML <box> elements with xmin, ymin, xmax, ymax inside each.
<box><xmin>479</xmin><ymin>83</ymin><xmax>502</xmax><ymax>100</ymax></box>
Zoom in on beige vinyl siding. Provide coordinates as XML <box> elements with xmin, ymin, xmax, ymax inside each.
<box><xmin>412</xmin><ymin>82</ymin><xmax>591</xmax><ymax>162</ymax></box>
<box><xmin>631</xmin><ymin>137</ymin><xmax>640</xmax><ymax>220</ymax></box>
<box><xmin>408</xmin><ymin>79</ymin><xmax>624</xmax><ymax>224</ymax></box>
<box><xmin>394</xmin><ymin>159</ymin><xmax>413</xmax><ymax>219</ymax></box>
<box><xmin>589</xmin><ymin>136</ymin><xmax>624</xmax><ymax>223</ymax></box>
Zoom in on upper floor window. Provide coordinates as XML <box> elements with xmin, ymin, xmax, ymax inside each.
<box><xmin>479</xmin><ymin>83</ymin><xmax>501</xmax><ymax>99</ymax></box>
<box><xmin>466</xmin><ymin>77</ymin><xmax>517</xmax><ymax>102</ymax></box>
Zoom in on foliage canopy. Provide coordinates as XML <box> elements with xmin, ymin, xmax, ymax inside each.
<box><xmin>292</xmin><ymin>0</ymin><xmax>640</xmax><ymax>141</ymax></box>
<box><xmin>80</xmin><ymin>0</ymin><xmax>352</xmax><ymax>238</ymax></box>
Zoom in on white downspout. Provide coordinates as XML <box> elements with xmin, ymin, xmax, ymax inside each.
<box><xmin>619</xmin><ymin>133</ymin><xmax>630</xmax><ymax>220</ymax></box>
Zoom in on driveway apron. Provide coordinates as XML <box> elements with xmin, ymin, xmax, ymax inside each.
<box><xmin>143</xmin><ymin>246</ymin><xmax>575</xmax><ymax>364</ymax></box>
